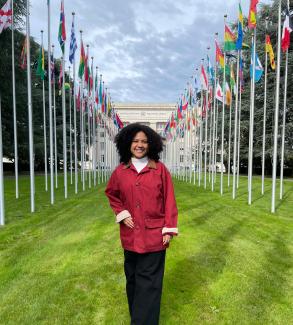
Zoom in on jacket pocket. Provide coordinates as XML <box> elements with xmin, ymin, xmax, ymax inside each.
<box><xmin>145</xmin><ymin>218</ymin><xmax>165</xmax><ymax>229</ymax></box>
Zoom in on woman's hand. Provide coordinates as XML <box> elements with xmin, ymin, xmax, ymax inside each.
<box><xmin>123</xmin><ymin>216</ymin><xmax>134</xmax><ymax>229</ymax></box>
<box><xmin>163</xmin><ymin>234</ymin><xmax>172</xmax><ymax>245</ymax></box>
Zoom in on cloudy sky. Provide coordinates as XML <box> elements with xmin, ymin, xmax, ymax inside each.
<box><xmin>29</xmin><ymin>0</ymin><xmax>270</xmax><ymax>103</ymax></box>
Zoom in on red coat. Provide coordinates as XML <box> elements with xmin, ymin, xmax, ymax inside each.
<box><xmin>105</xmin><ymin>160</ymin><xmax>178</xmax><ymax>253</ymax></box>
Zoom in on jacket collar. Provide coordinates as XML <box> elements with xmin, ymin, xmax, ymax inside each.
<box><xmin>122</xmin><ymin>159</ymin><xmax>157</xmax><ymax>170</ymax></box>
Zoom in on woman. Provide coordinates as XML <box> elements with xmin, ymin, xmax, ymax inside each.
<box><xmin>105</xmin><ymin>123</ymin><xmax>178</xmax><ymax>325</ymax></box>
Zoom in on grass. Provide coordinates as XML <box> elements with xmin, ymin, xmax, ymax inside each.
<box><xmin>0</xmin><ymin>173</ymin><xmax>292</xmax><ymax>324</ymax></box>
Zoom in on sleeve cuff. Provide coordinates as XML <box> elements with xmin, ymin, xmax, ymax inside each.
<box><xmin>116</xmin><ymin>210</ymin><xmax>131</xmax><ymax>223</ymax></box>
<box><xmin>162</xmin><ymin>227</ymin><xmax>178</xmax><ymax>235</ymax></box>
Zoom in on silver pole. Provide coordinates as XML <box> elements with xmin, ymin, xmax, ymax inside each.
<box><xmin>232</xmin><ymin>51</ymin><xmax>240</xmax><ymax>199</ymax></box>
<box><xmin>93</xmin><ymin>66</ymin><xmax>98</xmax><ymax>187</ymax></box>
<box><xmin>11</xmin><ymin>0</ymin><xmax>19</xmax><ymax>199</ymax></box>
<box><xmin>48</xmin><ymin>0</ymin><xmax>54</xmax><ymax>204</ymax></box>
<box><xmin>237</xmin><ymin>86</ymin><xmax>242</xmax><ymax>189</ymax></box>
<box><xmin>248</xmin><ymin>30</ymin><xmax>257</xmax><ymax>205</ymax></box>
<box><xmin>262</xmin><ymin>18</ymin><xmax>269</xmax><ymax>195</ymax></box>
<box><xmin>220</xmin><ymin>15</ymin><xmax>227</xmax><ymax>195</ymax></box>
<box><xmin>280</xmin><ymin>45</ymin><xmax>289</xmax><ymax>200</ymax></box>
<box><xmin>69</xmin><ymin>66</ymin><xmax>73</xmax><ymax>185</ymax></box>
<box><xmin>204</xmin><ymin>59</ymin><xmax>208</xmax><ymax>189</ymax></box>
<box><xmin>215</xmin><ymin>98</ymin><xmax>219</xmax><ymax>184</ymax></box>
<box><xmin>0</xmin><ymin>95</ymin><xmax>5</xmax><ymax>225</ymax></box>
<box><xmin>198</xmin><ymin>90</ymin><xmax>203</xmax><ymax>187</ymax></box>
<box><xmin>212</xmin><ymin>36</ymin><xmax>218</xmax><ymax>191</ymax></box>
<box><xmin>52</xmin><ymin>45</ymin><xmax>58</xmax><ymax>189</ymax></box>
<box><xmin>271</xmin><ymin>0</ymin><xmax>282</xmax><ymax>213</ymax></box>
<box><xmin>26</xmin><ymin>0</ymin><xmax>35</xmax><ymax>212</ymax></box>
<box><xmin>41</xmin><ymin>31</ymin><xmax>48</xmax><ymax>192</ymax></box>
<box><xmin>72</xmin><ymin>13</ymin><xmax>78</xmax><ymax>194</ymax></box>
<box><xmin>61</xmin><ymin>56</ymin><xmax>67</xmax><ymax>198</ymax></box>
<box><xmin>227</xmin><ymin>86</ymin><xmax>232</xmax><ymax>187</ymax></box>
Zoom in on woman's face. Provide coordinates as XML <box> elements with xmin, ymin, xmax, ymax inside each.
<box><xmin>130</xmin><ymin>131</ymin><xmax>149</xmax><ymax>159</ymax></box>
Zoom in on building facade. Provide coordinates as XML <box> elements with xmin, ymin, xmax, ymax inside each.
<box><xmin>114</xmin><ymin>103</ymin><xmax>175</xmax><ymax>137</ymax></box>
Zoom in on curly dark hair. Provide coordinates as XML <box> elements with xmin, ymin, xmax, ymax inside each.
<box><xmin>114</xmin><ymin>123</ymin><xmax>163</xmax><ymax>163</ymax></box>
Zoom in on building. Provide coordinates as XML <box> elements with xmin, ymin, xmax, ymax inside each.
<box><xmin>114</xmin><ymin>103</ymin><xmax>175</xmax><ymax>137</ymax></box>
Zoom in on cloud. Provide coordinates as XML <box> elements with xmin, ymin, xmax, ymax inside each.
<box><xmin>29</xmin><ymin>0</ymin><xmax>270</xmax><ymax>103</ymax></box>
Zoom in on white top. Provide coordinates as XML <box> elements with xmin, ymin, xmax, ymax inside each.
<box><xmin>131</xmin><ymin>156</ymin><xmax>149</xmax><ymax>173</ymax></box>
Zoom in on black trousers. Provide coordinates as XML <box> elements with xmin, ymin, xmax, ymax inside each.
<box><xmin>124</xmin><ymin>250</ymin><xmax>166</xmax><ymax>325</ymax></box>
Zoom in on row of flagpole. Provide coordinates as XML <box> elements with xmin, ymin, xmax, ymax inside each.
<box><xmin>163</xmin><ymin>0</ymin><xmax>292</xmax><ymax>213</ymax></box>
<box><xmin>0</xmin><ymin>0</ymin><xmax>124</xmax><ymax>225</ymax></box>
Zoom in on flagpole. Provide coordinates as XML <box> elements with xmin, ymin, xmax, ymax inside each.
<box><xmin>215</xmin><ymin>95</ymin><xmax>219</xmax><ymax>185</ymax></box>
<box><xmin>220</xmin><ymin>15</ymin><xmax>227</xmax><ymax>195</ymax></box>
<box><xmin>92</xmin><ymin>60</ymin><xmax>97</xmax><ymax>187</ymax></box>
<box><xmin>198</xmin><ymin>88</ymin><xmax>203</xmax><ymax>187</ymax></box>
<box><xmin>26</xmin><ymin>0</ymin><xmax>35</xmax><ymax>212</ymax></box>
<box><xmin>61</xmin><ymin>55</ymin><xmax>67</xmax><ymax>199</ymax></box>
<box><xmin>203</xmin><ymin>58</ymin><xmax>208</xmax><ymax>189</ymax></box>
<box><xmin>47</xmin><ymin>1</ymin><xmax>54</xmax><ymax>204</ymax></box>
<box><xmin>232</xmin><ymin>51</ymin><xmax>240</xmax><ymax>199</ymax></box>
<box><xmin>212</xmin><ymin>33</ymin><xmax>218</xmax><ymax>191</ymax></box>
<box><xmin>248</xmin><ymin>30</ymin><xmax>256</xmax><ymax>205</ymax></box>
<box><xmin>271</xmin><ymin>0</ymin><xmax>282</xmax><ymax>213</ymax></box>
<box><xmin>279</xmin><ymin>48</ymin><xmax>288</xmax><ymax>199</ymax></box>
<box><xmin>280</xmin><ymin>0</ymin><xmax>289</xmax><ymax>200</ymax></box>
<box><xmin>227</xmin><ymin>81</ymin><xmax>232</xmax><ymax>187</ymax></box>
<box><xmin>68</xmin><ymin>65</ymin><xmax>73</xmax><ymax>185</ymax></box>
<box><xmin>87</xmin><ymin>45</ymin><xmax>92</xmax><ymax>188</ymax></box>
<box><xmin>72</xmin><ymin>12</ymin><xmax>78</xmax><ymax>194</ymax></box>
<box><xmin>40</xmin><ymin>30</ymin><xmax>48</xmax><ymax>192</ymax></box>
<box><xmin>80</xmin><ymin>31</ymin><xmax>85</xmax><ymax>191</ymax></box>
<box><xmin>237</xmin><ymin>81</ymin><xmax>242</xmax><ymax>189</ymax></box>
<box><xmin>208</xmin><ymin>85</ymin><xmax>213</xmax><ymax>185</ymax></box>
<box><xmin>51</xmin><ymin>44</ymin><xmax>58</xmax><ymax>189</ymax></box>
<box><xmin>0</xmin><ymin>95</ymin><xmax>5</xmax><ymax>225</ymax></box>
<box><xmin>262</xmin><ymin>18</ymin><xmax>269</xmax><ymax>195</ymax></box>
<box><xmin>11</xmin><ymin>0</ymin><xmax>19</xmax><ymax>199</ymax></box>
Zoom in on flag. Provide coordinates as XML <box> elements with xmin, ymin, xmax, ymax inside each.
<box><xmin>225</xmin><ymin>82</ymin><xmax>231</xmax><ymax>106</ymax></box>
<box><xmin>177</xmin><ymin>104</ymin><xmax>183</xmax><ymax>120</ymax></box>
<box><xmin>0</xmin><ymin>0</ymin><xmax>12</xmax><ymax>34</ymax></box>
<box><xmin>36</xmin><ymin>46</ymin><xmax>45</xmax><ymax>80</ymax></box>
<box><xmin>194</xmin><ymin>75</ymin><xmax>200</xmax><ymax>93</ymax></box>
<box><xmin>50</xmin><ymin>54</ymin><xmax>55</xmax><ymax>83</ymax></box>
<box><xmin>69</xmin><ymin>18</ymin><xmax>77</xmax><ymax>64</ymax></box>
<box><xmin>207</xmin><ymin>55</ymin><xmax>214</xmax><ymax>83</ymax></box>
<box><xmin>281</xmin><ymin>9</ymin><xmax>293</xmax><ymax>53</ymax></box>
<box><xmin>78</xmin><ymin>40</ymin><xmax>85</xmax><ymax>78</ymax></box>
<box><xmin>215</xmin><ymin>40</ymin><xmax>224</xmax><ymax>69</ymax></box>
<box><xmin>20</xmin><ymin>36</ymin><xmax>27</xmax><ymax>70</ymax></box>
<box><xmin>116</xmin><ymin>112</ymin><xmax>124</xmax><ymax>129</ymax></box>
<box><xmin>58</xmin><ymin>0</ymin><xmax>66</xmax><ymax>53</ymax></box>
<box><xmin>84</xmin><ymin>51</ymin><xmax>89</xmax><ymax>88</ymax></box>
<box><xmin>250</xmin><ymin>44</ymin><xmax>263</xmax><ymax>82</ymax></box>
<box><xmin>215</xmin><ymin>83</ymin><xmax>223</xmax><ymax>102</ymax></box>
<box><xmin>95</xmin><ymin>73</ymin><xmax>99</xmax><ymax>106</ymax></box>
<box><xmin>248</xmin><ymin>0</ymin><xmax>259</xmax><ymax>29</ymax></box>
<box><xmin>182</xmin><ymin>94</ymin><xmax>188</xmax><ymax>110</ymax></box>
<box><xmin>201</xmin><ymin>64</ymin><xmax>208</xmax><ymax>90</ymax></box>
<box><xmin>239</xmin><ymin>55</ymin><xmax>244</xmax><ymax>92</ymax></box>
<box><xmin>236</xmin><ymin>3</ymin><xmax>243</xmax><ymax>50</ymax></box>
<box><xmin>224</xmin><ymin>24</ymin><xmax>236</xmax><ymax>51</ymax></box>
<box><xmin>265</xmin><ymin>35</ymin><xmax>275</xmax><ymax>70</ymax></box>
<box><xmin>99</xmin><ymin>76</ymin><xmax>103</xmax><ymax>105</ymax></box>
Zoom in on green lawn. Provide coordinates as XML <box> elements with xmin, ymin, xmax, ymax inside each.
<box><xmin>0</xmin><ymin>173</ymin><xmax>292</xmax><ymax>324</ymax></box>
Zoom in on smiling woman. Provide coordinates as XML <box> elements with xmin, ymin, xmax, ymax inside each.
<box><xmin>105</xmin><ymin>123</ymin><xmax>178</xmax><ymax>325</ymax></box>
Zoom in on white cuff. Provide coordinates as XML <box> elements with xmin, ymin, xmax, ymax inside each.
<box><xmin>116</xmin><ymin>210</ymin><xmax>131</xmax><ymax>223</ymax></box>
<box><xmin>162</xmin><ymin>227</ymin><xmax>178</xmax><ymax>235</ymax></box>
